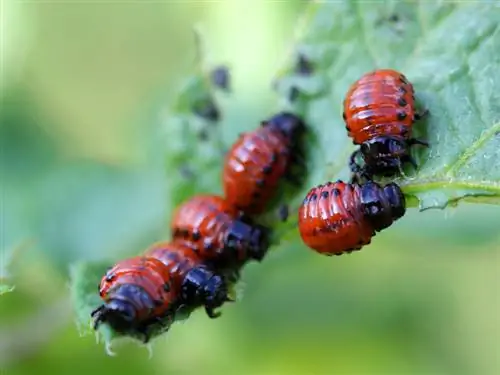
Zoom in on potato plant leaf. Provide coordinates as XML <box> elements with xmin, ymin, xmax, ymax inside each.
<box><xmin>71</xmin><ymin>2</ymin><xmax>500</xmax><ymax>348</ymax></box>
<box><xmin>273</xmin><ymin>1</ymin><xmax>500</xmax><ymax>211</ymax></box>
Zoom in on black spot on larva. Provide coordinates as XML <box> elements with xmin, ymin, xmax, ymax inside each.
<box><xmin>397</xmin><ymin>111</ymin><xmax>407</xmax><ymax>120</ymax></box>
<box><xmin>321</xmin><ymin>191</ymin><xmax>329</xmax><ymax>199</ymax></box>
<box><xmin>296</xmin><ymin>54</ymin><xmax>313</xmax><ymax>75</ymax></box>
<box><xmin>335</xmin><ymin>179</ymin><xmax>342</xmax><ymax>183</ymax></box>
<box><xmin>256</xmin><ymin>179</ymin><xmax>265</xmax><ymax>187</ymax></box>
<box><xmin>398</xmin><ymin>86</ymin><xmax>407</xmax><ymax>94</ymax></box>
<box><xmin>342</xmin><ymin>112</ymin><xmax>346</xmax><ymax>120</ymax></box>
<box><xmin>326</xmin><ymin>182</ymin><xmax>333</xmax><ymax>186</ymax></box>
<box><xmin>163</xmin><ymin>283</ymin><xmax>171</xmax><ymax>292</ymax></box>
<box><xmin>210</xmin><ymin>65</ymin><xmax>230</xmax><ymax>91</ymax></box>
<box><xmin>398</xmin><ymin>98</ymin><xmax>407</xmax><ymax>107</ymax></box>
<box><xmin>345</xmin><ymin>125</ymin><xmax>351</xmax><ymax>131</ymax></box>
<box><xmin>154</xmin><ymin>299</ymin><xmax>163</xmax><ymax>307</ymax></box>
<box><xmin>105</xmin><ymin>273</ymin><xmax>115</xmax><ymax>282</ymax></box>
<box><xmin>192</xmin><ymin>231</ymin><xmax>201</xmax><ymax>241</ymax></box>
<box><xmin>399</xmin><ymin>76</ymin><xmax>408</xmax><ymax>84</ymax></box>
<box><xmin>332</xmin><ymin>188</ymin><xmax>341</xmax><ymax>197</ymax></box>
<box><xmin>263</xmin><ymin>165</ymin><xmax>273</xmax><ymax>174</ymax></box>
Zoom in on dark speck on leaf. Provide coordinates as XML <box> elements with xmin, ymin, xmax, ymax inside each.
<box><xmin>179</xmin><ymin>164</ymin><xmax>195</xmax><ymax>180</ymax></box>
<box><xmin>210</xmin><ymin>65</ymin><xmax>230</xmax><ymax>91</ymax></box>
<box><xmin>388</xmin><ymin>13</ymin><xmax>399</xmax><ymax>22</ymax></box>
<box><xmin>296</xmin><ymin>53</ymin><xmax>313</xmax><ymax>75</ymax></box>
<box><xmin>278</xmin><ymin>205</ymin><xmax>289</xmax><ymax>222</ymax></box>
<box><xmin>193</xmin><ymin>97</ymin><xmax>220</xmax><ymax>122</ymax></box>
<box><xmin>198</xmin><ymin>128</ymin><xmax>209</xmax><ymax>141</ymax></box>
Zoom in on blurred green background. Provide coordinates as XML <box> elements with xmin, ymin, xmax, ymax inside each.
<box><xmin>1</xmin><ymin>1</ymin><xmax>499</xmax><ymax>375</ymax></box>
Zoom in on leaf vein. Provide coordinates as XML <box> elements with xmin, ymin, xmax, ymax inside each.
<box><xmin>444</xmin><ymin>121</ymin><xmax>500</xmax><ymax>176</ymax></box>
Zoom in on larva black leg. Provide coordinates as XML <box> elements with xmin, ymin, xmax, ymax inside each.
<box><xmin>205</xmin><ymin>307</ymin><xmax>222</xmax><ymax>319</ymax></box>
<box><xmin>90</xmin><ymin>305</ymin><xmax>105</xmax><ymax>330</ymax></box>
<box><xmin>413</xmin><ymin>109</ymin><xmax>429</xmax><ymax>121</ymax></box>
<box><xmin>408</xmin><ymin>138</ymin><xmax>429</xmax><ymax>147</ymax></box>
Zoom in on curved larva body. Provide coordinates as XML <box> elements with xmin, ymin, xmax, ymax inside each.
<box><xmin>298</xmin><ymin>181</ymin><xmax>406</xmax><ymax>255</ymax></box>
<box><xmin>92</xmin><ymin>256</ymin><xmax>177</xmax><ymax>341</ymax></box>
<box><xmin>145</xmin><ymin>241</ymin><xmax>229</xmax><ymax>318</ymax></box>
<box><xmin>171</xmin><ymin>195</ymin><xmax>269</xmax><ymax>265</ymax></box>
<box><xmin>223</xmin><ymin>112</ymin><xmax>305</xmax><ymax>214</ymax></box>
<box><xmin>343</xmin><ymin>69</ymin><xmax>428</xmax><ymax>180</ymax></box>
<box><xmin>344</xmin><ymin>69</ymin><xmax>416</xmax><ymax>144</ymax></box>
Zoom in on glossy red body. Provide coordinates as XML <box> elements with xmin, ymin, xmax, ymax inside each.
<box><xmin>298</xmin><ymin>182</ymin><xmax>373</xmax><ymax>255</ymax></box>
<box><xmin>145</xmin><ymin>241</ymin><xmax>203</xmax><ymax>291</ymax></box>
<box><xmin>98</xmin><ymin>256</ymin><xmax>177</xmax><ymax>322</ymax></box>
<box><xmin>223</xmin><ymin>127</ymin><xmax>290</xmax><ymax>214</ymax></box>
<box><xmin>343</xmin><ymin>69</ymin><xmax>416</xmax><ymax>144</ymax></box>
<box><xmin>171</xmin><ymin>195</ymin><xmax>243</xmax><ymax>260</ymax></box>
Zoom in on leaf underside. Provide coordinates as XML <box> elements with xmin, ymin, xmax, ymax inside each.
<box><xmin>71</xmin><ymin>1</ymin><xmax>500</xmax><ymax>346</ymax></box>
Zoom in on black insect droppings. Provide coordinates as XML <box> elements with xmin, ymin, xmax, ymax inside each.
<box><xmin>278</xmin><ymin>205</ymin><xmax>289</xmax><ymax>222</ymax></box>
<box><xmin>296</xmin><ymin>53</ymin><xmax>313</xmax><ymax>75</ymax></box>
<box><xmin>193</xmin><ymin>97</ymin><xmax>220</xmax><ymax>122</ymax></box>
<box><xmin>210</xmin><ymin>65</ymin><xmax>231</xmax><ymax>91</ymax></box>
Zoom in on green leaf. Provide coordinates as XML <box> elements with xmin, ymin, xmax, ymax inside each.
<box><xmin>273</xmin><ymin>1</ymin><xmax>500</xmax><ymax>211</ymax></box>
<box><xmin>70</xmin><ymin>39</ymin><xmax>235</xmax><ymax>345</ymax></box>
<box><xmin>71</xmin><ymin>4</ymin><xmax>500</xmax><ymax>345</ymax></box>
<box><xmin>70</xmin><ymin>261</ymin><xmax>177</xmax><ymax>348</ymax></box>
<box><xmin>0</xmin><ymin>284</ymin><xmax>15</xmax><ymax>295</ymax></box>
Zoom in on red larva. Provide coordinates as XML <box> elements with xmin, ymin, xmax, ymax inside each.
<box><xmin>145</xmin><ymin>241</ymin><xmax>232</xmax><ymax>318</ymax></box>
<box><xmin>171</xmin><ymin>194</ymin><xmax>269</xmax><ymax>267</ymax></box>
<box><xmin>91</xmin><ymin>256</ymin><xmax>177</xmax><ymax>343</ymax></box>
<box><xmin>222</xmin><ymin>112</ymin><xmax>305</xmax><ymax>215</ymax></box>
<box><xmin>343</xmin><ymin>69</ymin><xmax>429</xmax><ymax>181</ymax></box>
<box><xmin>298</xmin><ymin>180</ymin><xmax>406</xmax><ymax>255</ymax></box>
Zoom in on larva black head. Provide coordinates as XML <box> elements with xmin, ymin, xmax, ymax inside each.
<box><xmin>91</xmin><ymin>290</ymin><xmax>140</xmax><ymax>333</ymax></box>
<box><xmin>181</xmin><ymin>266</ymin><xmax>229</xmax><ymax>318</ymax></box>
<box><xmin>382</xmin><ymin>182</ymin><xmax>406</xmax><ymax>220</ymax></box>
<box><xmin>91</xmin><ymin>283</ymin><xmax>158</xmax><ymax>333</ymax></box>
<box><xmin>359</xmin><ymin>136</ymin><xmax>410</xmax><ymax>176</ymax></box>
<box><xmin>359</xmin><ymin>181</ymin><xmax>406</xmax><ymax>232</ymax></box>
<box><xmin>263</xmin><ymin>112</ymin><xmax>305</xmax><ymax>142</ymax></box>
<box><xmin>224</xmin><ymin>220</ymin><xmax>270</xmax><ymax>263</ymax></box>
